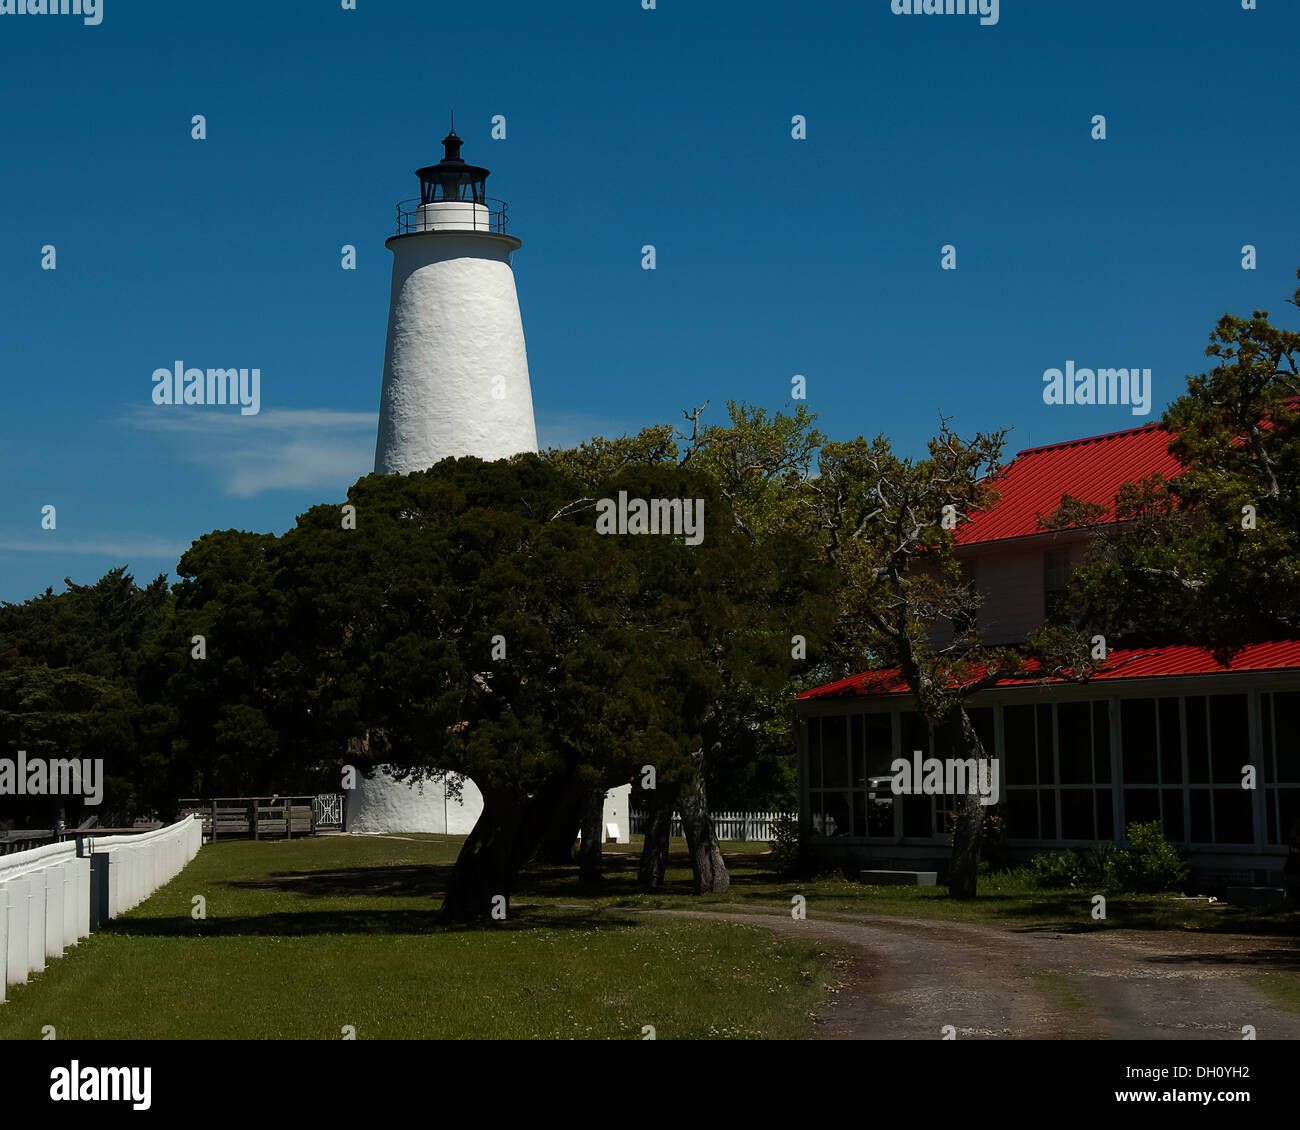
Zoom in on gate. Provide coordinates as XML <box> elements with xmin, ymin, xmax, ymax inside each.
<box><xmin>313</xmin><ymin>794</ymin><xmax>344</xmax><ymax>829</ymax></box>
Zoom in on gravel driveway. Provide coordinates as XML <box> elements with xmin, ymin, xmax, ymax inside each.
<box><xmin>633</xmin><ymin>908</ymin><xmax>1300</xmax><ymax>1040</ymax></box>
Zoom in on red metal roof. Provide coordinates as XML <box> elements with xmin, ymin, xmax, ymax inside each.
<box><xmin>956</xmin><ymin>423</ymin><xmax>1183</xmax><ymax>546</ymax></box>
<box><xmin>797</xmin><ymin>639</ymin><xmax>1300</xmax><ymax>702</ymax></box>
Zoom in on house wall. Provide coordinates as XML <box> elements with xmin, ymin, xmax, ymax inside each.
<box><xmin>931</xmin><ymin>532</ymin><xmax>1090</xmax><ymax>649</ymax></box>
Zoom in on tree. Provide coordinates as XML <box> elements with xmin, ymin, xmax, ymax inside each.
<box><xmin>545</xmin><ymin>402</ymin><xmax>836</xmax><ymax>894</ymax></box>
<box><xmin>0</xmin><ymin>568</ymin><xmax>171</xmax><ymax>824</ymax></box>
<box><xmin>1046</xmin><ymin>269</ymin><xmax>1300</xmax><ymax>656</ymax></box>
<box><xmin>808</xmin><ymin>422</ymin><xmax>1102</xmax><ymax>898</ymax></box>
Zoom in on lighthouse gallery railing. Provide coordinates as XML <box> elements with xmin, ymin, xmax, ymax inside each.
<box><xmin>394</xmin><ymin>197</ymin><xmax>509</xmax><ymax>236</ymax></box>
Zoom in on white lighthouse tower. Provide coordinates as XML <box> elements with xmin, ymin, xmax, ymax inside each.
<box><xmin>349</xmin><ymin>127</ymin><xmax>631</xmax><ymax>843</ymax></box>
<box><xmin>374</xmin><ymin>123</ymin><xmax>537</xmax><ymax>473</ymax></box>
<box><xmin>349</xmin><ymin>126</ymin><xmax>527</xmax><ymax>836</ymax></box>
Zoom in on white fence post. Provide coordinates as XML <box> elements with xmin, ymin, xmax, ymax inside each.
<box><xmin>6</xmin><ymin>877</ymin><xmax>29</xmax><ymax>987</ymax></box>
<box><xmin>75</xmin><ymin>851</ymin><xmax>90</xmax><ymax>941</ymax></box>
<box><xmin>44</xmin><ymin>866</ymin><xmax>63</xmax><ymax>961</ymax></box>
<box><xmin>0</xmin><ymin>885</ymin><xmax>6</xmax><ymax>1004</ymax></box>
<box><xmin>26</xmin><ymin>872</ymin><xmax>45</xmax><ymax>977</ymax></box>
<box><xmin>0</xmin><ymin>816</ymin><xmax>203</xmax><ymax>990</ymax></box>
<box><xmin>61</xmin><ymin>858</ymin><xmax>77</xmax><ymax>949</ymax></box>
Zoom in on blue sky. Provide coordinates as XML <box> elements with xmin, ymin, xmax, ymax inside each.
<box><xmin>1</xmin><ymin>0</ymin><xmax>1296</xmax><ymax>604</ymax></box>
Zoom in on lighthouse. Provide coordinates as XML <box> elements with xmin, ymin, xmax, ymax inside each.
<box><xmin>350</xmin><ymin>126</ymin><xmax>543</xmax><ymax>837</ymax></box>
<box><xmin>374</xmin><ymin>124</ymin><xmax>537</xmax><ymax>473</ymax></box>
<box><xmin>350</xmin><ymin>129</ymin><xmax>631</xmax><ymax>842</ymax></box>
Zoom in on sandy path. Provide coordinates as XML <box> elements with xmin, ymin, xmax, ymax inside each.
<box><xmin>631</xmin><ymin>908</ymin><xmax>1300</xmax><ymax>1040</ymax></box>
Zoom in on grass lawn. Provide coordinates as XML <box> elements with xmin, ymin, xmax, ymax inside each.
<box><xmin>2</xmin><ymin>832</ymin><xmax>1295</xmax><ymax>1039</ymax></box>
<box><xmin>572</xmin><ymin>840</ymin><xmax>1300</xmax><ymax>937</ymax></box>
<box><xmin>0</xmin><ymin>835</ymin><xmax>838</xmax><ymax>1040</ymax></box>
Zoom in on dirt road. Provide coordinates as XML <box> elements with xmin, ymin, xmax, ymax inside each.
<box><xmin>634</xmin><ymin>908</ymin><xmax>1300</xmax><ymax>1040</ymax></box>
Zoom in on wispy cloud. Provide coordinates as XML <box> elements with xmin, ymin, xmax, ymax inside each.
<box><xmin>128</xmin><ymin>408</ymin><xmax>377</xmax><ymax>497</ymax></box>
<box><xmin>0</xmin><ymin>534</ymin><xmax>189</xmax><ymax>559</ymax></box>
<box><xmin>127</xmin><ymin>406</ymin><xmax>647</xmax><ymax>496</ymax></box>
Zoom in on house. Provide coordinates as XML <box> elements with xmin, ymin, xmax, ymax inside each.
<box><xmin>794</xmin><ymin>423</ymin><xmax>1299</xmax><ymax>893</ymax></box>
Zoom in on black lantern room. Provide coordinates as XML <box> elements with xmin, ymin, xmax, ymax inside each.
<box><xmin>415</xmin><ymin>125</ymin><xmax>490</xmax><ymax>206</ymax></box>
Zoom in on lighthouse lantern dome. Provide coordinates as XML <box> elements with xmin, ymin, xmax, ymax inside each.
<box><xmin>415</xmin><ymin>127</ymin><xmax>491</xmax><ymax>205</ymax></box>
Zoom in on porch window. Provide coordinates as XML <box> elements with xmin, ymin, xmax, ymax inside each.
<box><xmin>1262</xmin><ymin>691</ymin><xmax>1300</xmax><ymax>846</ymax></box>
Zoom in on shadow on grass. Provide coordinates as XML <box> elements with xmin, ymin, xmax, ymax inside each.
<box><xmin>105</xmin><ymin>905</ymin><xmax>640</xmax><ymax>939</ymax></box>
<box><xmin>227</xmin><ymin>864</ymin><xmax>450</xmax><ymax>899</ymax></box>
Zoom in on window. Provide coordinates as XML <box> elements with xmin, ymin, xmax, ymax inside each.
<box><xmin>1263</xmin><ymin>692</ymin><xmax>1300</xmax><ymax>846</ymax></box>
<box><xmin>1005</xmin><ymin>700</ymin><xmax>1110</xmax><ymax>844</ymax></box>
<box><xmin>1193</xmin><ymin>694</ymin><xmax>1253</xmax><ymax>845</ymax></box>
<box><xmin>1043</xmin><ymin>548</ymin><xmax>1072</xmax><ymax>620</ymax></box>
<box><xmin>809</xmin><ymin>712</ymin><xmax>896</xmax><ymax>839</ymax></box>
<box><xmin>1003</xmin><ymin>704</ymin><xmax>1061</xmax><ymax>840</ymax></box>
<box><xmin>1121</xmin><ymin>693</ymin><xmax>1257</xmax><ymax>846</ymax></box>
<box><xmin>1120</xmin><ymin>696</ymin><xmax>1185</xmax><ymax>844</ymax></box>
<box><xmin>899</xmin><ymin>712</ymin><xmax>932</xmax><ymax>837</ymax></box>
<box><xmin>809</xmin><ymin>716</ymin><xmax>851</xmax><ymax>837</ymax></box>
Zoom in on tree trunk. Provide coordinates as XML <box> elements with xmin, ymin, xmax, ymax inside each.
<box><xmin>442</xmin><ymin>789</ymin><xmax>522</xmax><ymax>922</ymax></box>
<box><xmin>637</xmin><ymin>791</ymin><xmax>672</xmax><ymax>891</ymax></box>
<box><xmin>577</xmin><ymin>785</ymin><xmax>606</xmax><ymax>883</ymax></box>
<box><xmin>679</xmin><ymin>749</ymin><xmax>730</xmax><ymax>895</ymax></box>
<box><xmin>532</xmin><ymin>773</ymin><xmax>585</xmax><ymax>865</ymax></box>
<box><xmin>945</xmin><ymin>708</ymin><xmax>988</xmax><ymax>900</ymax></box>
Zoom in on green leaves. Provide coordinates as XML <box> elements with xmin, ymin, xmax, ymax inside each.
<box><xmin>1062</xmin><ymin>268</ymin><xmax>1300</xmax><ymax>651</ymax></box>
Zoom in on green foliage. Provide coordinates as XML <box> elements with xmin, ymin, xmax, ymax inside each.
<box><xmin>768</xmin><ymin>812</ymin><xmax>801</xmax><ymax>874</ymax></box>
<box><xmin>1030</xmin><ymin>822</ymin><xmax>1189</xmax><ymax>893</ymax></box>
<box><xmin>0</xmin><ymin>568</ymin><xmax>172</xmax><ymax>821</ymax></box>
<box><xmin>1030</xmin><ymin>848</ymin><xmax>1090</xmax><ymax>889</ymax></box>
<box><xmin>1122</xmin><ymin>820</ymin><xmax>1191</xmax><ymax>893</ymax></box>
<box><xmin>1056</xmin><ymin>269</ymin><xmax>1300</xmax><ymax>651</ymax></box>
<box><xmin>542</xmin><ymin>402</ymin><xmax>838</xmax><ymax>815</ymax></box>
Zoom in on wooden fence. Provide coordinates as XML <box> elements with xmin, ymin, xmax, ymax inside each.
<box><xmin>177</xmin><ymin>797</ymin><xmax>320</xmax><ymax>842</ymax></box>
<box><xmin>0</xmin><ymin>822</ymin><xmax>163</xmax><ymax>857</ymax></box>
<box><xmin>629</xmin><ymin>809</ymin><xmax>790</xmax><ymax>843</ymax></box>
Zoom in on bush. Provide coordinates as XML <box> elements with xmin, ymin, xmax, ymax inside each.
<box><xmin>1120</xmin><ymin>820</ymin><xmax>1190</xmax><ymax>893</ymax></box>
<box><xmin>768</xmin><ymin>812</ymin><xmax>801</xmax><ymax>875</ymax></box>
<box><xmin>1029</xmin><ymin>821</ymin><xmax>1188</xmax><ymax>893</ymax></box>
<box><xmin>1030</xmin><ymin>848</ymin><xmax>1090</xmax><ymax>889</ymax></box>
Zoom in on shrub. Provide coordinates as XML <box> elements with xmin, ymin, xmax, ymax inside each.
<box><xmin>768</xmin><ymin>812</ymin><xmax>801</xmax><ymax>874</ymax></box>
<box><xmin>1029</xmin><ymin>821</ymin><xmax>1189</xmax><ymax>893</ymax></box>
<box><xmin>1120</xmin><ymin>820</ymin><xmax>1190</xmax><ymax>893</ymax></box>
<box><xmin>1030</xmin><ymin>848</ymin><xmax>1090</xmax><ymax>889</ymax></box>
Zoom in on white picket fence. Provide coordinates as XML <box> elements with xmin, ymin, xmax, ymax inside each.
<box><xmin>0</xmin><ymin>815</ymin><xmax>202</xmax><ymax>1001</ymax></box>
<box><xmin>629</xmin><ymin>810</ymin><xmax>789</xmax><ymax>842</ymax></box>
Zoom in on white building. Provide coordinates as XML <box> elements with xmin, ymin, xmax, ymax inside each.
<box><xmin>357</xmin><ymin>124</ymin><xmax>629</xmax><ymax>842</ymax></box>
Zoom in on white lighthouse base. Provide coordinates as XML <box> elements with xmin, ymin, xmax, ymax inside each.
<box><xmin>346</xmin><ymin>767</ymin><xmax>484</xmax><ymax>835</ymax></box>
<box><xmin>344</xmin><ymin>768</ymin><xmax>631</xmax><ymax>843</ymax></box>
